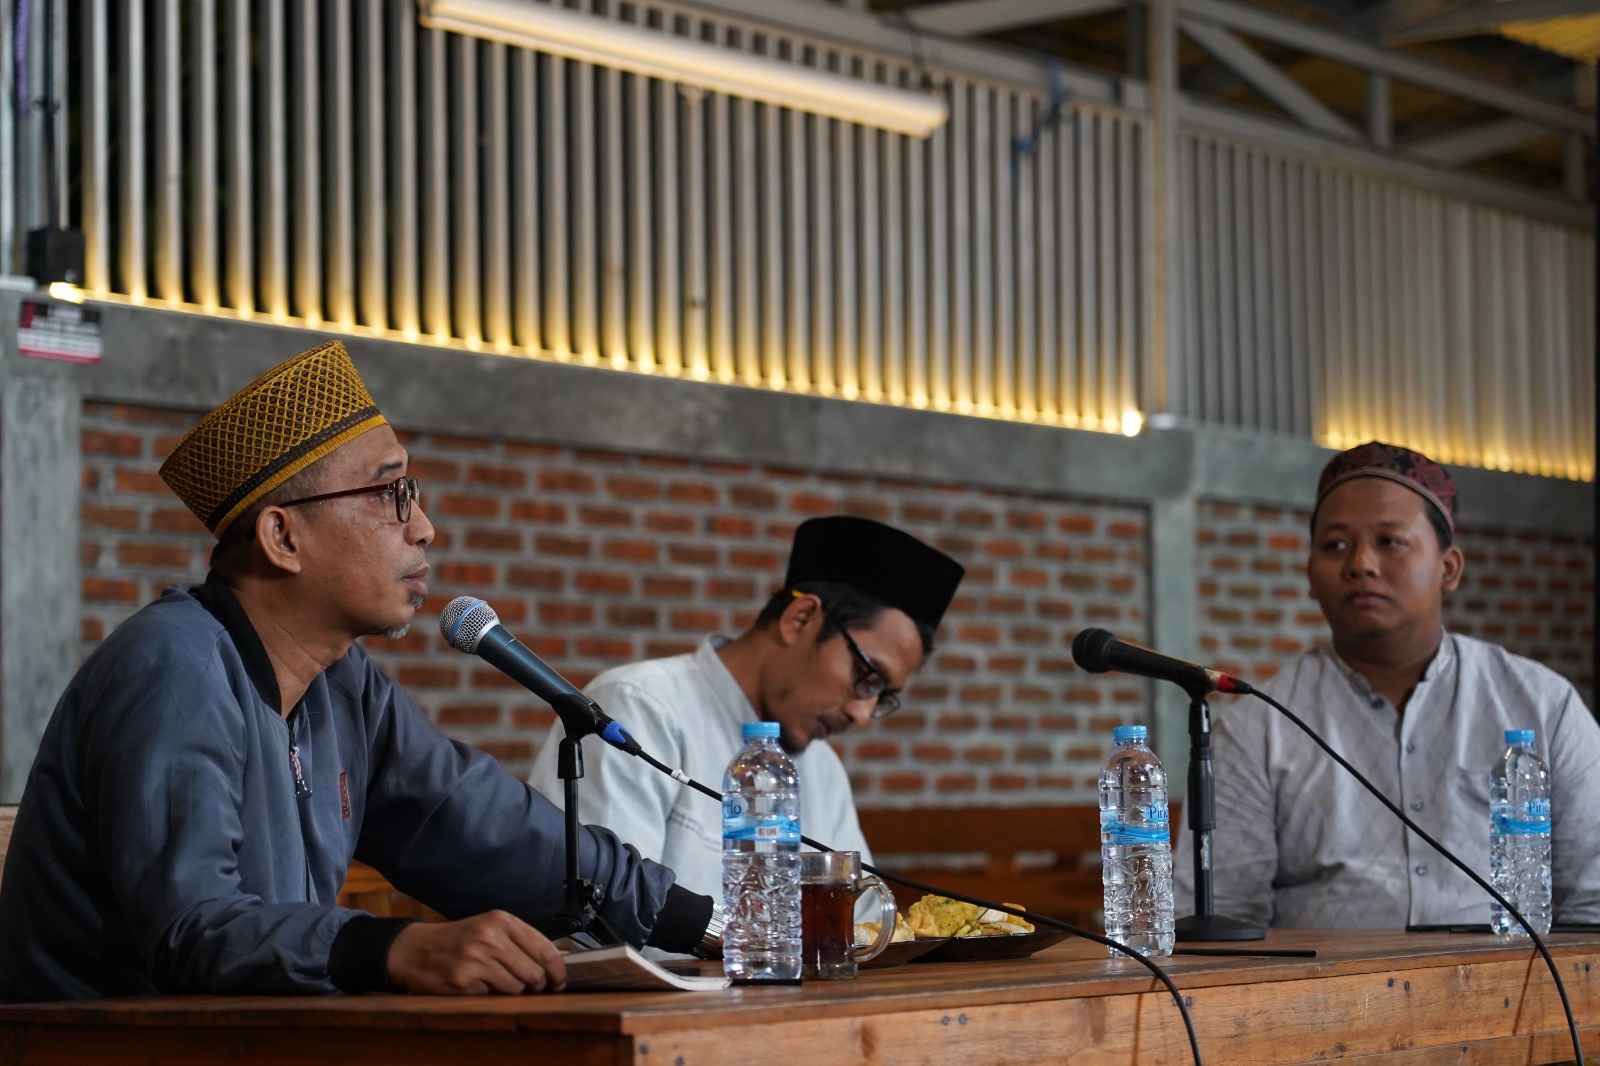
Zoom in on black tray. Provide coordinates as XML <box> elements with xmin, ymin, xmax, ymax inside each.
<box><xmin>910</xmin><ymin>928</ymin><xmax>1072</xmax><ymax>963</ymax></box>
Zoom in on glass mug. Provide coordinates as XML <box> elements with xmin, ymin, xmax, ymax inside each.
<box><xmin>799</xmin><ymin>850</ymin><xmax>897</xmax><ymax>979</ymax></box>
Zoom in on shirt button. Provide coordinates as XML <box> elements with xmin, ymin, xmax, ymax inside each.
<box><xmin>1414</xmin><ymin>864</ymin><xmax>1428</xmax><ymax>876</ymax></box>
<box><xmin>1405</xmin><ymin>741</ymin><xmax>1417</xmax><ymax>754</ymax></box>
<box><xmin>1410</xmin><ymin>801</ymin><xmax>1424</xmax><ymax>812</ymax></box>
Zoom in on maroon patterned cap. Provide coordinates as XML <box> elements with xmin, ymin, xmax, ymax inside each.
<box><xmin>1314</xmin><ymin>441</ymin><xmax>1457</xmax><ymax>534</ymax></box>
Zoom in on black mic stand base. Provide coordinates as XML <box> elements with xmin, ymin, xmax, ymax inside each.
<box><xmin>1174</xmin><ymin>913</ymin><xmax>1265</xmax><ymax>941</ymax></box>
<box><xmin>549</xmin><ymin>734</ymin><xmax>625</xmax><ymax>947</ymax></box>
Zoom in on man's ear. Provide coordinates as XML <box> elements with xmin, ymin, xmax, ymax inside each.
<box><xmin>1440</xmin><ymin>544</ymin><xmax>1464</xmax><ymax>595</ymax></box>
<box><xmin>776</xmin><ymin>592</ymin><xmax>821</xmax><ymax>647</ymax></box>
<box><xmin>254</xmin><ymin>505</ymin><xmax>305</xmax><ymax>576</ymax></box>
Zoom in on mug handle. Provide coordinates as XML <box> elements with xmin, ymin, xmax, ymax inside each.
<box><xmin>851</xmin><ymin>874</ymin><xmax>898</xmax><ymax>963</ymax></box>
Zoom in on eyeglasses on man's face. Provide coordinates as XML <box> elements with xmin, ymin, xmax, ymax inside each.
<box><xmin>834</xmin><ymin>619</ymin><xmax>903</xmax><ymax>719</ymax></box>
<box><xmin>279</xmin><ymin>476</ymin><xmax>421</xmax><ymax>524</ymax></box>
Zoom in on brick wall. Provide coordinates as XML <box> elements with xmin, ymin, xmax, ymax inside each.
<box><xmin>1196</xmin><ymin>500</ymin><xmax>1596</xmax><ymax>694</ymax></box>
<box><xmin>78</xmin><ymin>401</ymin><xmax>1153</xmax><ymax>809</ymax></box>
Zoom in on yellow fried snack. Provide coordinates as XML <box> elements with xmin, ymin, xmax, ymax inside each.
<box><xmin>906</xmin><ymin>895</ymin><xmax>1035</xmax><ymax>937</ymax></box>
<box><xmin>854</xmin><ymin>912</ymin><xmax>918</xmax><ymax>945</ymax></box>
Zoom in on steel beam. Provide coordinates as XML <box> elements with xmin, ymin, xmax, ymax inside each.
<box><xmin>906</xmin><ymin>0</ymin><xmax>1126</xmax><ymax>36</ymax></box>
<box><xmin>1182</xmin><ymin>20</ymin><xmax>1360</xmax><ymax>141</ymax></box>
<box><xmin>1405</xmin><ymin>117</ymin><xmax>1547</xmax><ymax>166</ymax></box>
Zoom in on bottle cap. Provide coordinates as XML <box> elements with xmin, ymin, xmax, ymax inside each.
<box><xmin>1504</xmin><ymin>728</ymin><xmax>1535</xmax><ymax>747</ymax></box>
<box><xmin>1112</xmin><ymin>724</ymin><xmax>1148</xmax><ymax>745</ymax></box>
<box><xmin>742</xmin><ymin>720</ymin><xmax>781</xmax><ymax>740</ymax></box>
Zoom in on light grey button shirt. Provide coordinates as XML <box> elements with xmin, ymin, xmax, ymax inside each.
<box><xmin>1175</xmin><ymin>633</ymin><xmax>1600</xmax><ymax>929</ymax></box>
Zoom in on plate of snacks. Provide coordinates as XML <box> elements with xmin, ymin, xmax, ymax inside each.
<box><xmin>900</xmin><ymin>894</ymin><xmax>1070</xmax><ymax>963</ymax></box>
<box><xmin>855</xmin><ymin>912</ymin><xmax>947</xmax><ymax>969</ymax></box>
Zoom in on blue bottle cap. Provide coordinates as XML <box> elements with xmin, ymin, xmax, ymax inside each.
<box><xmin>742</xmin><ymin>720</ymin><xmax>781</xmax><ymax>740</ymax></box>
<box><xmin>1504</xmin><ymin>728</ymin><xmax>1535</xmax><ymax>747</ymax></box>
<box><xmin>1112</xmin><ymin>724</ymin><xmax>1148</xmax><ymax>744</ymax></box>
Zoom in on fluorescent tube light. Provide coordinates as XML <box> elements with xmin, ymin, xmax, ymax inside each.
<box><xmin>419</xmin><ymin>0</ymin><xmax>949</xmax><ymax>137</ymax></box>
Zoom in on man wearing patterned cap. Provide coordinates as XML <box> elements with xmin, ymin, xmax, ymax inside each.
<box><xmin>1177</xmin><ymin>441</ymin><xmax>1600</xmax><ymax>929</ymax></box>
<box><xmin>529</xmin><ymin>515</ymin><xmax>965</xmax><ymax>900</ymax></box>
<box><xmin>0</xmin><ymin>341</ymin><xmax>715</xmax><ymax>1001</ymax></box>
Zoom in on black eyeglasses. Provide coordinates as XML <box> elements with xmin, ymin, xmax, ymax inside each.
<box><xmin>835</xmin><ymin>626</ymin><xmax>902</xmax><ymax>719</ymax></box>
<box><xmin>280</xmin><ymin>476</ymin><xmax>420</xmax><ymax>524</ymax></box>
<box><xmin>788</xmin><ymin>587</ymin><xmax>903</xmax><ymax>719</ymax></box>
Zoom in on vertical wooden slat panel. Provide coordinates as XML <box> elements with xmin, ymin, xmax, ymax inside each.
<box><xmin>949</xmin><ymin>81</ymin><xmax>971</xmax><ymax>413</ymax></box>
<box><xmin>85</xmin><ymin>0</ymin><xmax>111</xmax><ymax>292</ymax></box>
<box><xmin>971</xmin><ymin>84</ymin><xmax>993</xmax><ymax>414</ymax></box>
<box><xmin>542</xmin><ymin>50</ymin><xmax>569</xmax><ymax>358</ymax></box>
<box><xmin>831</xmin><ymin>91</ymin><xmax>856</xmax><ymax>397</ymax></box>
<box><xmin>788</xmin><ymin>105</ymin><xmax>811</xmax><ymax>392</ymax></box>
<box><xmin>858</xmin><ymin>105</ymin><xmax>883</xmax><ymax>400</ymax></box>
<box><xmin>1117</xmin><ymin>116</ymin><xmax>1137</xmax><ymax>424</ymax></box>
<box><xmin>260</xmin><ymin>0</ymin><xmax>289</xmax><ymax>319</ymax></box>
<box><xmin>572</xmin><ymin>54</ymin><xmax>599</xmax><ymax>363</ymax></box>
<box><xmin>190</xmin><ymin>0</ymin><xmax>218</xmax><ymax>311</ymax></box>
<box><xmin>881</xmin><ymin>91</ymin><xmax>904</xmax><ymax>406</ymax></box>
<box><xmin>1076</xmin><ymin>112</ymin><xmax>1097</xmax><ymax>424</ymax></box>
<box><xmin>291</xmin><ymin>0</ymin><xmax>321</xmax><ymax>321</ymax></box>
<box><xmin>451</xmin><ymin>36</ymin><xmax>480</xmax><ymax>344</ymax></box>
<box><xmin>928</xmin><ymin>81</ymin><xmax>951</xmax><ymax>412</ymax></box>
<box><xmin>326</xmin><ymin>1</ymin><xmax>355</xmax><ymax>327</ymax></box>
<box><xmin>656</xmin><ymin>74</ymin><xmax>682</xmax><ymax>375</ymax></box>
<box><xmin>993</xmin><ymin>90</ymin><xmax>1014</xmax><ymax>417</ymax></box>
<box><xmin>511</xmin><ymin>50</ymin><xmax>540</xmax><ymax>351</ymax></box>
<box><xmin>389</xmin><ymin>0</ymin><xmax>417</xmax><ymax>335</ymax></box>
<box><xmin>707</xmin><ymin>31</ymin><xmax>734</xmax><ymax>381</ymax></box>
<box><xmin>155</xmin><ymin>0</ymin><xmax>183</xmax><ymax>302</ymax></box>
<box><xmin>905</xmin><ymin>82</ymin><xmax>928</xmax><ymax>410</ymax></box>
<box><xmin>1057</xmin><ymin>112</ymin><xmax>1078</xmax><ymax>423</ymax></box>
<box><xmin>483</xmin><ymin>43</ymin><xmax>511</xmax><ymax>350</ymax></box>
<box><xmin>1034</xmin><ymin>104</ymin><xmax>1057</xmax><ymax>423</ymax></box>
<box><xmin>1096</xmin><ymin>112</ymin><xmax>1117</xmax><ymax>427</ymax></box>
<box><xmin>632</xmin><ymin>69</ymin><xmax>658</xmax><ymax>372</ymax></box>
<box><xmin>1015</xmin><ymin>96</ymin><xmax>1037</xmax><ymax>420</ymax></box>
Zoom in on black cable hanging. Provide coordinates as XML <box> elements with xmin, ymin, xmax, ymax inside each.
<box><xmin>632</xmin><ymin>750</ymin><xmax>1206</xmax><ymax>1066</ymax></box>
<box><xmin>1245</xmin><ymin>687</ymin><xmax>1585</xmax><ymax>1066</ymax></box>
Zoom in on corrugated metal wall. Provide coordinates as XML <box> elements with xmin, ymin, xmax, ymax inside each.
<box><xmin>40</xmin><ymin>0</ymin><xmax>1600</xmax><ymax>477</ymax></box>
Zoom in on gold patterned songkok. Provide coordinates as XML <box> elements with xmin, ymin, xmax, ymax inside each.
<box><xmin>159</xmin><ymin>341</ymin><xmax>388</xmax><ymax>538</ymax></box>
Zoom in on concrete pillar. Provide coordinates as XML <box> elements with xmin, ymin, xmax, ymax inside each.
<box><xmin>0</xmin><ymin>291</ymin><xmax>82</xmax><ymax>800</ymax></box>
<box><xmin>1148</xmin><ymin>493</ymin><xmax>1198</xmax><ymax>778</ymax></box>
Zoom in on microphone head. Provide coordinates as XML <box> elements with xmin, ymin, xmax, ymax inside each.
<box><xmin>439</xmin><ymin>595</ymin><xmax>500</xmax><ymax>654</ymax></box>
<box><xmin>1071</xmin><ymin>627</ymin><xmax>1116</xmax><ymax>673</ymax></box>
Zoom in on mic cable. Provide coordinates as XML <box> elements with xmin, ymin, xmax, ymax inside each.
<box><xmin>629</xmin><ymin>747</ymin><xmax>1205</xmax><ymax>1066</ymax></box>
<box><xmin>1243</xmin><ymin>687</ymin><xmax>1584</xmax><ymax>1066</ymax></box>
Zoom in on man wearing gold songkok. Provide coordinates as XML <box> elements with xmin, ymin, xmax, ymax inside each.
<box><xmin>0</xmin><ymin>341</ymin><xmax>713</xmax><ymax>1001</ymax></box>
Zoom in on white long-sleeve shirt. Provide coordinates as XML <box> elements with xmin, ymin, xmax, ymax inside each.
<box><xmin>1176</xmin><ymin>633</ymin><xmax>1600</xmax><ymax>929</ymax></box>
<box><xmin>529</xmin><ymin>637</ymin><xmax>872</xmax><ymax>900</ymax></box>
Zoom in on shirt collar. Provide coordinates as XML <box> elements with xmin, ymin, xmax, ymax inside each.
<box><xmin>692</xmin><ymin>635</ymin><xmax>761</xmax><ymax>729</ymax></box>
<box><xmin>191</xmin><ymin>571</ymin><xmax>283</xmax><ymax>712</ymax></box>
<box><xmin>1324</xmin><ymin>632</ymin><xmax>1457</xmax><ymax>706</ymax></box>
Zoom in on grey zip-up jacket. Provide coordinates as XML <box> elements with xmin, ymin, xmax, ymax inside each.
<box><xmin>0</xmin><ymin>574</ymin><xmax>708</xmax><ymax>1000</ymax></box>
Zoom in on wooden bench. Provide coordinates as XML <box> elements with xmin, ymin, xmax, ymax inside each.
<box><xmin>857</xmin><ymin>804</ymin><xmax>1108</xmax><ymax>926</ymax></box>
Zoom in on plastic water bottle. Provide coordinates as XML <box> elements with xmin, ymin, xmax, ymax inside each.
<box><xmin>1489</xmin><ymin>728</ymin><xmax>1552</xmax><ymax>939</ymax></box>
<box><xmin>721</xmin><ymin>720</ymin><xmax>802</xmax><ymax>982</ymax></box>
<box><xmin>1099</xmin><ymin>724</ymin><xmax>1174</xmax><ymax>957</ymax></box>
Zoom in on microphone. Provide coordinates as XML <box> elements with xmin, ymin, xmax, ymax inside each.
<box><xmin>1071</xmin><ymin>627</ymin><xmax>1251</xmax><ymax>697</ymax></box>
<box><xmin>438</xmin><ymin>596</ymin><xmax>639</xmax><ymax>754</ymax></box>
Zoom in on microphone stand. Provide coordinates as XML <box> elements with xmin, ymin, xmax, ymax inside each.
<box><xmin>544</xmin><ymin>695</ymin><xmax>623</xmax><ymax>946</ymax></box>
<box><xmin>1175</xmin><ymin>687</ymin><xmax>1264</xmax><ymax>942</ymax></box>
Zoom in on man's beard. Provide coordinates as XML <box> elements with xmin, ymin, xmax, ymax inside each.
<box><xmin>369</xmin><ymin>593</ymin><xmax>424</xmax><ymax>641</ymax></box>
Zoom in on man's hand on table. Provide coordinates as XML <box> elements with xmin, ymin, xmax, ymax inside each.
<box><xmin>386</xmin><ymin>911</ymin><xmax>569</xmax><ymax>994</ymax></box>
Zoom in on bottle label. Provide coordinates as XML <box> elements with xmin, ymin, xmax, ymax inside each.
<box><xmin>1493</xmin><ymin>798</ymin><xmax>1551</xmax><ymax>836</ymax></box>
<box><xmin>1101</xmin><ymin>806</ymin><xmax>1170</xmax><ymax>846</ymax></box>
<box><xmin>722</xmin><ymin>795</ymin><xmax>799</xmax><ymax>849</ymax></box>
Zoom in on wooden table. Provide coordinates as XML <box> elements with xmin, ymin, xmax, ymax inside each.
<box><xmin>1</xmin><ymin>931</ymin><xmax>1596</xmax><ymax>1065</ymax></box>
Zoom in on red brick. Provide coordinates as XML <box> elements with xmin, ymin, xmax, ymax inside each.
<box><xmin>854</xmin><ymin>741</ymin><xmax>900</xmax><ymax>761</ymax></box>
<box><xmin>606</xmin><ymin>605</ymin><xmax>659</xmax><ymax>628</ymax></box>
<box><xmin>953</xmin><ymin>508</ymin><xmax>994</xmax><ymax>529</ymax></box>
<box><xmin>508</xmin><ymin>567</ymin><xmax>564</xmax><ymax>591</ymax></box>
<box><xmin>538</xmin><ymin>470</ymin><xmax>596</xmax><ymax>494</ymax></box>
<box><xmin>911</xmin><ymin>743</ymin><xmax>954</xmax><ymax>762</ymax></box>
<box><xmin>408</xmin><ymin>458</ymin><xmax>461</xmax><ymax>484</ymax></box>
<box><xmin>934</xmin><ymin>774</ymin><xmax>978</xmax><ymax>792</ymax></box>
<box><xmin>903</xmin><ymin>502</ymin><xmax>945</xmax><ymax>523</ymax></box>
<box><xmin>535</xmin><ymin>534</ymin><xmax>591</xmax><ymax>558</ymax></box>
<box><xmin>1040</xmin><ymin>714</ymin><xmax>1081</xmax><ymax>731</ymax></box>
<box><xmin>437</xmin><ymin>562</ymin><xmax>496</xmax><ymax>585</ymax></box>
<box><xmin>82</xmin><ymin>430</ymin><xmax>142</xmax><ymax>457</ymax></box>
<box><xmin>1267</xmin><ymin>533</ymin><xmax>1304</xmax><ymax>552</ymax></box>
<box><xmin>1058</xmin><ymin>514</ymin><xmax>1096</xmax><ymax>535</ymax></box>
<box><xmin>793</xmin><ymin>492</ymin><xmax>844</xmax><ymax>515</ymax></box>
<box><xmin>729</xmin><ymin>485</ymin><xmax>779</xmax><ymax>510</ymax></box>
<box><xmin>730</xmin><ymin>549</ymin><xmax>781</xmax><ymax>571</ymax></box>
<box><xmin>708</xmin><ymin>578</ymin><xmax>755</xmax><ymax>600</ymax></box>
<box><xmin>644</xmin><ymin>640</ymin><xmax>697</xmax><ymax>658</ymax></box>
<box><xmin>988</xmin><ymin>654</ymin><xmax>1026</xmax><ymax>672</ymax></box>
<box><xmin>149</xmin><ymin>508</ymin><xmax>207</xmax><ymax>534</ymax></box>
<box><xmin>1006</xmin><ymin>510</ymin><xmax>1046</xmax><ymax>532</ymax></box>
<box><xmin>509</xmin><ymin>500</ymin><xmax>568</xmax><ymax>524</ymax></box>
<box><xmin>984</xmin><ymin>539</ymin><xmax>1026</xmax><ymax>560</ymax></box>
<box><xmin>81</xmin><ymin>617</ymin><xmax>105</xmax><ymax>642</ymax></box>
<box><xmin>606</xmin><ymin>476</ymin><xmax>661</xmax><ymax>501</ymax></box>
<box><xmin>644</xmin><ymin>511</ymin><xmax>695</xmax><ymax>534</ymax></box>
<box><xmin>986</xmin><ymin>595</ymin><xmax>1025</xmax><ymax>615</ymax></box>
<box><xmin>82</xmin><ymin>504</ymin><xmax>139</xmax><ymax>531</ymax></box>
<box><xmin>114</xmin><ymin>469</ymin><xmax>169</xmax><ymax>495</ymax></box>
<box><xmin>539</xmin><ymin>602</ymin><xmax>596</xmax><ymax>625</ymax></box>
<box><xmin>511</xmin><ymin>708</ymin><xmax>559</xmax><ymax>731</ymax></box>
<box><xmin>1009</xmin><ymin>568</ymin><xmax>1048</xmax><ymax>589</ymax></box>
<box><xmin>839</xmin><ymin>498</ymin><xmax>892</xmax><ymax>521</ymax></box>
<box><xmin>603</xmin><ymin>539</ymin><xmax>659</xmax><ymax>563</ymax></box>
<box><xmin>1106</xmin><ymin>521</ymin><xmax>1143</xmax><ymax>540</ymax></box>
<box><xmin>937</xmin><ymin>713</ymin><xmax>979</xmax><ymax>732</ymax></box>
<box><xmin>467</xmin><ymin>463</ymin><xmax>526</xmax><ymax>490</ymax></box>
<box><xmin>668</xmin><ymin>482</ymin><xmax>719</xmax><ymax>505</ymax></box>
<box><xmin>465</xmin><ymin>528</ymin><xmax>523</xmax><ymax>552</ymax></box>
<box><xmin>576</xmin><ymin>571</ymin><xmax>633</xmax><ymax>595</ymax></box>
<box><xmin>989</xmin><ymin>774</ymin><xmax>1029</xmax><ymax>792</ymax></box>
<box><xmin>477</xmin><ymin>741</ymin><xmax>534</xmax><ymax>764</ymax></box>
<box><xmin>959</xmin><ymin>685</ymin><xmax>1002</xmax><ymax>704</ymax></box>
<box><xmin>437</xmin><ymin>494</ymin><xmax>500</xmax><ymax>519</ymax></box>
<box><xmin>1080</xmin><ymin>546</ymin><xmax>1117</xmax><ymax>564</ymax></box>
<box><xmin>879</xmin><ymin>772</ymin><xmax>925</xmax><ymax>794</ymax></box>
<box><xmin>439</xmin><ymin>704</ymin><xmax>501</xmax><ymax>727</ymax></box>
<box><xmin>643</xmin><ymin>575</ymin><xmax>695</xmax><ymax>599</ymax></box>
<box><xmin>707</xmin><ymin>516</ymin><xmax>756</xmax><ymax>538</ymax></box>
<box><xmin>80</xmin><ymin>542</ymin><xmax>101</xmax><ymax>567</ymax></box>
<box><xmin>397</xmin><ymin>665</ymin><xmax>460</xmax><ymax>688</ymax></box>
<box><xmin>1037</xmin><ymin>599</ymin><xmax>1074</xmax><ymax>619</ymax></box>
<box><xmin>669</xmin><ymin>544</ymin><xmax>718</xmax><ymax>566</ymax></box>
<box><xmin>577</xmin><ymin>637</ymin><xmax>634</xmax><ymax>659</ymax></box>
<box><xmin>117</xmin><ymin>543</ymin><xmax>192</xmax><ymax>569</ymax></box>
